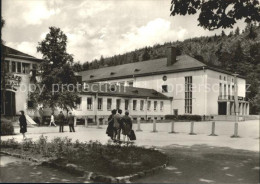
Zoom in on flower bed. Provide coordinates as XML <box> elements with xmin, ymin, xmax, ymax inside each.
<box><xmin>0</xmin><ymin>136</ymin><xmax>167</xmax><ymax>178</ymax></box>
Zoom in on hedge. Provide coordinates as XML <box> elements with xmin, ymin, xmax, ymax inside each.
<box><xmin>165</xmin><ymin>115</ymin><xmax>202</xmax><ymax>121</ymax></box>
<box><xmin>1</xmin><ymin>119</ymin><xmax>15</xmax><ymax>135</ymax></box>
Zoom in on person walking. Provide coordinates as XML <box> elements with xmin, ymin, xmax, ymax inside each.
<box><xmin>114</xmin><ymin>109</ymin><xmax>123</xmax><ymax>141</ymax></box>
<box><xmin>106</xmin><ymin>109</ymin><xmax>117</xmax><ymax>140</ymax></box>
<box><xmin>68</xmin><ymin>112</ymin><xmax>75</xmax><ymax>132</ymax></box>
<box><xmin>122</xmin><ymin>111</ymin><xmax>133</xmax><ymax>142</ymax></box>
<box><xmin>19</xmin><ymin>110</ymin><xmax>27</xmax><ymax>139</ymax></box>
<box><xmin>49</xmin><ymin>112</ymin><xmax>57</xmax><ymax>127</ymax></box>
<box><xmin>58</xmin><ymin>111</ymin><xmax>65</xmax><ymax>132</ymax></box>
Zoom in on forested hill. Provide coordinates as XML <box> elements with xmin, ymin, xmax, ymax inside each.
<box><xmin>74</xmin><ymin>24</ymin><xmax>260</xmax><ymax>114</ymax></box>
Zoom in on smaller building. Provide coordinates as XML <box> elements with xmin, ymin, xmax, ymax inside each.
<box><xmin>71</xmin><ymin>83</ymin><xmax>172</xmax><ymax>122</ymax></box>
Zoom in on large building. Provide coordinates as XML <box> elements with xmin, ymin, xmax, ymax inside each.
<box><xmin>1</xmin><ymin>46</ymin><xmax>42</xmax><ymax>116</ymax></box>
<box><xmin>78</xmin><ymin>47</ymin><xmax>249</xmax><ymax>118</ymax></box>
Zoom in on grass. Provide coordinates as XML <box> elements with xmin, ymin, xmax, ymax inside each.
<box><xmin>0</xmin><ymin>136</ymin><xmax>167</xmax><ymax>177</ymax></box>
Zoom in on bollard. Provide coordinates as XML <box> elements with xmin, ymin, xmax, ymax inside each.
<box><xmin>231</xmin><ymin>123</ymin><xmax>239</xmax><ymax>138</ymax></box>
<box><xmin>209</xmin><ymin>121</ymin><xmax>218</xmax><ymax>136</ymax></box>
<box><xmin>84</xmin><ymin>117</ymin><xmax>88</xmax><ymax>127</ymax></box>
<box><xmin>152</xmin><ymin>118</ymin><xmax>158</xmax><ymax>133</ymax></box>
<box><xmin>169</xmin><ymin>121</ymin><xmax>177</xmax><ymax>134</ymax></box>
<box><xmin>189</xmin><ymin>122</ymin><xmax>196</xmax><ymax>135</ymax></box>
<box><xmin>97</xmin><ymin>118</ymin><xmax>102</xmax><ymax>129</ymax></box>
<box><xmin>136</xmin><ymin>117</ymin><xmax>143</xmax><ymax>132</ymax></box>
<box><xmin>74</xmin><ymin>117</ymin><xmax>77</xmax><ymax>127</ymax></box>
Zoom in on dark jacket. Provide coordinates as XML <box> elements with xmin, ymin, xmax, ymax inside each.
<box><xmin>68</xmin><ymin>115</ymin><xmax>74</xmax><ymax>125</ymax></box>
<box><xmin>58</xmin><ymin>113</ymin><xmax>65</xmax><ymax>125</ymax></box>
<box><xmin>106</xmin><ymin>114</ymin><xmax>114</xmax><ymax>139</ymax></box>
<box><xmin>19</xmin><ymin>115</ymin><xmax>27</xmax><ymax>133</ymax></box>
<box><xmin>122</xmin><ymin>115</ymin><xmax>132</xmax><ymax>135</ymax></box>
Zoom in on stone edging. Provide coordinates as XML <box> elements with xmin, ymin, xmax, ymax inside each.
<box><xmin>0</xmin><ymin>150</ymin><xmax>168</xmax><ymax>183</ymax></box>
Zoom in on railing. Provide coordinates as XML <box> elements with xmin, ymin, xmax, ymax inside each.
<box><xmin>218</xmin><ymin>95</ymin><xmax>247</xmax><ymax>101</ymax></box>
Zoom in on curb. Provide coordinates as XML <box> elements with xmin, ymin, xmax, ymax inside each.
<box><xmin>0</xmin><ymin>150</ymin><xmax>168</xmax><ymax>183</ymax></box>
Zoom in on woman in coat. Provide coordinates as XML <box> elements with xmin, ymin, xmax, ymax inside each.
<box><xmin>106</xmin><ymin>109</ymin><xmax>117</xmax><ymax>140</ymax></box>
<box><xmin>19</xmin><ymin>110</ymin><xmax>27</xmax><ymax>139</ymax></box>
<box><xmin>122</xmin><ymin>111</ymin><xmax>132</xmax><ymax>142</ymax></box>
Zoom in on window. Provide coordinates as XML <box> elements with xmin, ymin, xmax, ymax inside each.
<box><xmin>107</xmin><ymin>98</ymin><xmax>112</xmax><ymax>110</ymax></box>
<box><xmin>98</xmin><ymin>98</ymin><xmax>103</xmax><ymax>110</ymax></box>
<box><xmin>32</xmin><ymin>64</ymin><xmax>37</xmax><ymax>69</ymax></box>
<box><xmin>154</xmin><ymin>101</ymin><xmax>157</xmax><ymax>111</ymax></box>
<box><xmin>22</xmin><ymin>63</ymin><xmax>30</xmax><ymax>74</ymax></box>
<box><xmin>219</xmin><ymin>75</ymin><xmax>222</xmax><ymax>80</ymax></box>
<box><xmin>17</xmin><ymin>62</ymin><xmax>21</xmax><ymax>73</ymax></box>
<box><xmin>4</xmin><ymin>60</ymin><xmax>10</xmax><ymax>72</ymax></box>
<box><xmin>147</xmin><ymin>101</ymin><xmax>151</xmax><ymax>110</ymax></box>
<box><xmin>224</xmin><ymin>84</ymin><xmax>226</xmax><ymax>97</ymax></box>
<box><xmin>27</xmin><ymin>100</ymin><xmax>34</xmax><ymax>108</ymax></box>
<box><xmin>232</xmin><ymin>85</ymin><xmax>235</xmax><ymax>96</ymax></box>
<box><xmin>219</xmin><ymin>83</ymin><xmax>222</xmax><ymax>96</ymax></box>
<box><xmin>12</xmin><ymin>61</ymin><xmax>16</xmax><ymax>73</ymax></box>
<box><xmin>185</xmin><ymin>76</ymin><xmax>192</xmax><ymax>114</ymax></box>
<box><xmin>133</xmin><ymin>100</ymin><xmax>137</xmax><ymax>110</ymax></box>
<box><xmin>119</xmin><ymin>82</ymin><xmax>125</xmax><ymax>86</ymax></box>
<box><xmin>76</xmin><ymin>97</ymin><xmax>82</xmax><ymax>110</ymax></box>
<box><xmin>228</xmin><ymin>85</ymin><xmax>230</xmax><ymax>96</ymax></box>
<box><xmin>87</xmin><ymin>97</ymin><xmax>93</xmax><ymax>110</ymax></box>
<box><xmin>160</xmin><ymin>101</ymin><xmax>164</xmax><ymax>111</ymax></box>
<box><xmin>140</xmin><ymin>100</ymin><xmax>144</xmax><ymax>111</ymax></box>
<box><xmin>128</xmin><ymin>81</ymin><xmax>134</xmax><ymax>87</ymax></box>
<box><xmin>116</xmin><ymin>99</ymin><xmax>121</xmax><ymax>109</ymax></box>
<box><xmin>162</xmin><ymin>85</ymin><xmax>168</xmax><ymax>93</ymax></box>
<box><xmin>224</xmin><ymin>76</ymin><xmax>226</xmax><ymax>81</ymax></box>
<box><xmin>125</xmin><ymin>99</ymin><xmax>129</xmax><ymax>110</ymax></box>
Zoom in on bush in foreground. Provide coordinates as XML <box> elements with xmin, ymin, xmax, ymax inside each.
<box><xmin>165</xmin><ymin>114</ymin><xmax>202</xmax><ymax>121</ymax></box>
<box><xmin>0</xmin><ymin>136</ymin><xmax>167</xmax><ymax>177</ymax></box>
<box><xmin>0</xmin><ymin>119</ymin><xmax>14</xmax><ymax>135</ymax></box>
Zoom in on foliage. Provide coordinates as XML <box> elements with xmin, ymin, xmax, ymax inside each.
<box><xmin>0</xmin><ymin>119</ymin><xmax>14</xmax><ymax>135</ymax></box>
<box><xmin>0</xmin><ymin>136</ymin><xmax>167</xmax><ymax>177</ymax></box>
<box><xmin>30</xmin><ymin>27</ymin><xmax>79</xmax><ymax>113</ymax></box>
<box><xmin>165</xmin><ymin>115</ymin><xmax>202</xmax><ymax>121</ymax></box>
<box><xmin>170</xmin><ymin>0</ymin><xmax>260</xmax><ymax>30</ymax></box>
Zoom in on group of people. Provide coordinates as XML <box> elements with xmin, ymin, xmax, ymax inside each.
<box><xmin>106</xmin><ymin>109</ymin><xmax>135</xmax><ymax>142</ymax></box>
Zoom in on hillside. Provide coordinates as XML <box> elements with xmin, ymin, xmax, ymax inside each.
<box><xmin>74</xmin><ymin>24</ymin><xmax>260</xmax><ymax>114</ymax></box>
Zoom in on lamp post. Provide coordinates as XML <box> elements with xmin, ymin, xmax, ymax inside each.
<box><xmin>231</xmin><ymin>73</ymin><xmax>239</xmax><ymax>138</ymax></box>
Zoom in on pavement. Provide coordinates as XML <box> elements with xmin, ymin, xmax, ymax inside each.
<box><xmin>1</xmin><ymin>120</ymin><xmax>259</xmax><ymax>152</ymax></box>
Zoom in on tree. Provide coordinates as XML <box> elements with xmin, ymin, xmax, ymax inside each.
<box><xmin>221</xmin><ymin>30</ymin><xmax>226</xmax><ymax>37</ymax></box>
<box><xmin>142</xmin><ymin>47</ymin><xmax>150</xmax><ymax>61</ymax></box>
<box><xmin>235</xmin><ymin>27</ymin><xmax>240</xmax><ymax>36</ymax></box>
<box><xmin>248</xmin><ymin>24</ymin><xmax>258</xmax><ymax>40</ymax></box>
<box><xmin>82</xmin><ymin>61</ymin><xmax>90</xmax><ymax>70</ymax></box>
<box><xmin>99</xmin><ymin>55</ymin><xmax>105</xmax><ymax>66</ymax></box>
<box><xmin>170</xmin><ymin>0</ymin><xmax>260</xmax><ymax>30</ymax></box>
<box><xmin>72</xmin><ymin>61</ymin><xmax>83</xmax><ymax>72</ymax></box>
<box><xmin>228</xmin><ymin>31</ymin><xmax>233</xmax><ymax>37</ymax></box>
<box><xmin>132</xmin><ymin>52</ymin><xmax>139</xmax><ymax>63</ymax></box>
<box><xmin>31</xmin><ymin>27</ymin><xmax>79</xmax><ymax>114</ymax></box>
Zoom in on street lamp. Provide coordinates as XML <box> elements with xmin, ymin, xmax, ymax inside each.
<box><xmin>231</xmin><ymin>72</ymin><xmax>239</xmax><ymax>138</ymax></box>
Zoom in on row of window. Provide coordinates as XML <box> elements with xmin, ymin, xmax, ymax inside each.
<box><xmin>4</xmin><ymin>60</ymin><xmax>37</xmax><ymax>74</ymax></box>
<box><xmin>219</xmin><ymin>75</ymin><xmax>234</xmax><ymax>82</ymax></box>
<box><xmin>76</xmin><ymin>97</ymin><xmax>164</xmax><ymax>111</ymax></box>
<box><xmin>219</xmin><ymin>83</ymin><xmax>235</xmax><ymax>96</ymax></box>
<box><xmin>102</xmin><ymin>80</ymin><xmax>134</xmax><ymax>87</ymax></box>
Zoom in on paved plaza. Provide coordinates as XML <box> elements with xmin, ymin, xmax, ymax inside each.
<box><xmin>2</xmin><ymin>120</ymin><xmax>259</xmax><ymax>152</ymax></box>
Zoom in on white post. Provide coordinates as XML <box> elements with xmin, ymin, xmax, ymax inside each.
<box><xmin>209</xmin><ymin>121</ymin><xmax>217</xmax><ymax>136</ymax></box>
<box><xmin>84</xmin><ymin>116</ymin><xmax>88</xmax><ymax>128</ymax></box>
<box><xmin>136</xmin><ymin>117</ymin><xmax>142</xmax><ymax>132</ymax></box>
<box><xmin>169</xmin><ymin>121</ymin><xmax>177</xmax><ymax>134</ymax></box>
<box><xmin>74</xmin><ymin>116</ymin><xmax>77</xmax><ymax>127</ymax></box>
<box><xmin>97</xmin><ymin>117</ymin><xmax>102</xmax><ymax>129</ymax></box>
<box><xmin>189</xmin><ymin>122</ymin><xmax>196</xmax><ymax>135</ymax></box>
<box><xmin>231</xmin><ymin>73</ymin><xmax>239</xmax><ymax>138</ymax></box>
<box><xmin>152</xmin><ymin>118</ymin><xmax>157</xmax><ymax>133</ymax></box>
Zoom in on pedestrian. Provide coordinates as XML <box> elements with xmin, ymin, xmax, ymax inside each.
<box><xmin>58</xmin><ymin>111</ymin><xmax>65</xmax><ymax>132</ymax></box>
<box><xmin>122</xmin><ymin>111</ymin><xmax>132</xmax><ymax>142</ymax></box>
<box><xmin>106</xmin><ymin>109</ymin><xmax>117</xmax><ymax>140</ymax></box>
<box><xmin>49</xmin><ymin>112</ymin><xmax>57</xmax><ymax>127</ymax></box>
<box><xmin>19</xmin><ymin>110</ymin><xmax>27</xmax><ymax>139</ymax></box>
<box><xmin>113</xmin><ymin>109</ymin><xmax>123</xmax><ymax>141</ymax></box>
<box><xmin>68</xmin><ymin>112</ymin><xmax>75</xmax><ymax>132</ymax></box>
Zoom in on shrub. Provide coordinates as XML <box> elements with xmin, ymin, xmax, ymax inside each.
<box><xmin>0</xmin><ymin>119</ymin><xmax>14</xmax><ymax>135</ymax></box>
<box><xmin>165</xmin><ymin>115</ymin><xmax>202</xmax><ymax>121</ymax></box>
<box><xmin>0</xmin><ymin>138</ymin><xmax>19</xmax><ymax>149</ymax></box>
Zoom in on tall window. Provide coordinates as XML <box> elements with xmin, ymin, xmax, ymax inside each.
<box><xmin>98</xmin><ymin>98</ymin><xmax>103</xmax><ymax>110</ymax></box>
<box><xmin>119</xmin><ymin>81</ymin><xmax>125</xmax><ymax>86</ymax></box>
<box><xmin>76</xmin><ymin>97</ymin><xmax>82</xmax><ymax>110</ymax></box>
<box><xmin>219</xmin><ymin>83</ymin><xmax>222</xmax><ymax>96</ymax></box>
<box><xmin>140</xmin><ymin>100</ymin><xmax>144</xmax><ymax>111</ymax></box>
<box><xmin>17</xmin><ymin>62</ymin><xmax>21</xmax><ymax>73</ymax></box>
<box><xmin>133</xmin><ymin>100</ymin><xmax>137</xmax><ymax>110</ymax></box>
<box><xmin>12</xmin><ymin>61</ymin><xmax>16</xmax><ymax>73</ymax></box>
<box><xmin>5</xmin><ymin>60</ymin><xmax>10</xmax><ymax>72</ymax></box>
<box><xmin>147</xmin><ymin>101</ymin><xmax>151</xmax><ymax>110</ymax></box>
<box><xmin>154</xmin><ymin>101</ymin><xmax>157</xmax><ymax>111</ymax></box>
<box><xmin>87</xmin><ymin>97</ymin><xmax>93</xmax><ymax>110</ymax></box>
<box><xmin>160</xmin><ymin>101</ymin><xmax>164</xmax><ymax>111</ymax></box>
<box><xmin>224</xmin><ymin>84</ymin><xmax>226</xmax><ymax>98</ymax></box>
<box><xmin>125</xmin><ymin>99</ymin><xmax>129</xmax><ymax>110</ymax></box>
<box><xmin>116</xmin><ymin>99</ymin><xmax>121</xmax><ymax>109</ymax></box>
<box><xmin>228</xmin><ymin>85</ymin><xmax>230</xmax><ymax>96</ymax></box>
<box><xmin>128</xmin><ymin>81</ymin><xmax>134</xmax><ymax>87</ymax></box>
<box><xmin>107</xmin><ymin>98</ymin><xmax>112</xmax><ymax>110</ymax></box>
<box><xmin>22</xmin><ymin>63</ymin><xmax>30</xmax><ymax>74</ymax></box>
<box><xmin>162</xmin><ymin>85</ymin><xmax>168</xmax><ymax>93</ymax></box>
<box><xmin>185</xmin><ymin>76</ymin><xmax>192</xmax><ymax>114</ymax></box>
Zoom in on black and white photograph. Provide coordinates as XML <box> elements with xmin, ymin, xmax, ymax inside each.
<box><xmin>0</xmin><ymin>0</ymin><xmax>260</xmax><ymax>183</ymax></box>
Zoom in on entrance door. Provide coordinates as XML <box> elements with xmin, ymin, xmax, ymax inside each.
<box><xmin>218</xmin><ymin>102</ymin><xmax>227</xmax><ymax>115</ymax></box>
<box><xmin>4</xmin><ymin>91</ymin><xmax>16</xmax><ymax>116</ymax></box>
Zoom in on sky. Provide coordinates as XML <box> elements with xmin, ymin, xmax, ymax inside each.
<box><xmin>2</xmin><ymin>0</ymin><xmax>247</xmax><ymax>63</ymax></box>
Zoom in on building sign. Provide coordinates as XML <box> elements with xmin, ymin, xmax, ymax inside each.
<box><xmin>4</xmin><ymin>74</ymin><xmax>22</xmax><ymax>91</ymax></box>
